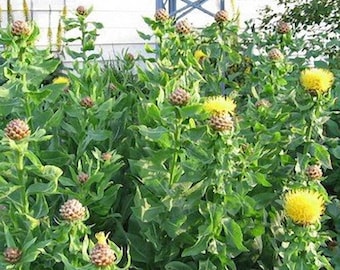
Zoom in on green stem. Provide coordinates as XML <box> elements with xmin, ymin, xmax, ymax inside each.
<box><xmin>80</xmin><ymin>19</ymin><xmax>87</xmax><ymax>62</ymax></box>
<box><xmin>304</xmin><ymin>101</ymin><xmax>320</xmax><ymax>155</ymax></box>
<box><xmin>17</xmin><ymin>151</ymin><xmax>29</xmax><ymax>213</ymax></box>
<box><xmin>169</xmin><ymin>117</ymin><xmax>182</xmax><ymax>185</ymax></box>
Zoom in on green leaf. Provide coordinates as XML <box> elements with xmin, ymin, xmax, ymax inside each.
<box><xmin>138</xmin><ymin>30</ymin><xmax>152</xmax><ymax>40</ymax></box>
<box><xmin>222</xmin><ymin>218</ymin><xmax>248</xmax><ymax>252</ymax></box>
<box><xmin>127</xmin><ymin>233</ymin><xmax>152</xmax><ymax>263</ymax></box>
<box><xmin>27</xmin><ymin>181</ymin><xmax>57</xmax><ymax>195</ymax></box>
<box><xmin>182</xmin><ymin>235</ymin><xmax>210</xmax><ymax>257</ymax></box>
<box><xmin>180</xmin><ymin>104</ymin><xmax>203</xmax><ymax>119</ymax></box>
<box><xmin>39</xmin><ymin>150</ymin><xmax>72</xmax><ymax>166</ymax></box>
<box><xmin>0</xmin><ymin>185</ymin><xmax>21</xmax><ymax>200</ymax></box>
<box><xmin>28</xmin><ymin>89</ymin><xmax>52</xmax><ymax>105</ymax></box>
<box><xmin>45</xmin><ymin>108</ymin><xmax>64</xmax><ymax>128</ymax></box>
<box><xmin>254</xmin><ymin>172</ymin><xmax>272</xmax><ymax>187</ymax></box>
<box><xmin>137</xmin><ymin>125</ymin><xmax>170</xmax><ymax>141</ymax></box>
<box><xmin>3</xmin><ymin>223</ymin><xmax>16</xmax><ymax>247</ymax></box>
<box><xmin>31</xmin><ymin>194</ymin><xmax>49</xmax><ymax>218</ymax></box>
<box><xmin>166</xmin><ymin>261</ymin><xmax>194</xmax><ymax>270</ymax></box>
<box><xmin>199</xmin><ymin>259</ymin><xmax>217</xmax><ymax>270</ymax></box>
<box><xmin>330</xmin><ymin>145</ymin><xmax>340</xmax><ymax>159</ymax></box>
<box><xmin>0</xmin><ymin>86</ymin><xmax>10</xmax><ymax>97</ymax></box>
<box><xmin>87</xmin><ymin>129</ymin><xmax>112</xmax><ymax>141</ymax></box>
<box><xmin>310</xmin><ymin>142</ymin><xmax>332</xmax><ymax>169</ymax></box>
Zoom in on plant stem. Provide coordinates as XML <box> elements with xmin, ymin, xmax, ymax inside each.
<box><xmin>169</xmin><ymin>117</ymin><xmax>181</xmax><ymax>186</ymax></box>
<box><xmin>17</xmin><ymin>150</ymin><xmax>29</xmax><ymax>213</ymax></box>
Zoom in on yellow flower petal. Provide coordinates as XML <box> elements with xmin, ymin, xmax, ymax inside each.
<box><xmin>300</xmin><ymin>68</ymin><xmax>334</xmax><ymax>93</ymax></box>
<box><xmin>194</xmin><ymin>50</ymin><xmax>207</xmax><ymax>61</ymax></box>
<box><xmin>203</xmin><ymin>96</ymin><xmax>236</xmax><ymax>115</ymax></box>
<box><xmin>53</xmin><ymin>76</ymin><xmax>70</xmax><ymax>85</ymax></box>
<box><xmin>95</xmin><ymin>232</ymin><xmax>108</xmax><ymax>245</ymax></box>
<box><xmin>284</xmin><ymin>189</ymin><xmax>325</xmax><ymax>225</ymax></box>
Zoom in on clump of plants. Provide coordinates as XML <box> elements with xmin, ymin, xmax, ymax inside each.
<box><xmin>0</xmin><ymin>2</ymin><xmax>339</xmax><ymax>270</ymax></box>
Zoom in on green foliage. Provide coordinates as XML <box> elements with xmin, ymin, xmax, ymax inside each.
<box><xmin>0</xmin><ymin>3</ymin><xmax>339</xmax><ymax>270</ymax></box>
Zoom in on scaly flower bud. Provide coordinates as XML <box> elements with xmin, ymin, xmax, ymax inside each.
<box><xmin>306</xmin><ymin>165</ymin><xmax>323</xmax><ymax>180</ymax></box>
<box><xmin>209</xmin><ymin>113</ymin><xmax>234</xmax><ymax>131</ymax></box>
<box><xmin>90</xmin><ymin>232</ymin><xmax>116</xmax><ymax>267</ymax></box>
<box><xmin>214</xmin><ymin>10</ymin><xmax>229</xmax><ymax>23</ymax></box>
<box><xmin>4</xmin><ymin>119</ymin><xmax>31</xmax><ymax>141</ymax></box>
<box><xmin>169</xmin><ymin>88</ymin><xmax>190</xmax><ymax>106</ymax></box>
<box><xmin>276</xmin><ymin>21</ymin><xmax>291</xmax><ymax>34</ymax></box>
<box><xmin>59</xmin><ymin>199</ymin><xmax>86</xmax><ymax>221</ymax></box>
<box><xmin>154</xmin><ymin>8</ymin><xmax>170</xmax><ymax>22</ymax></box>
<box><xmin>80</xmin><ymin>96</ymin><xmax>94</xmax><ymax>108</ymax></box>
<box><xmin>176</xmin><ymin>19</ymin><xmax>191</xmax><ymax>35</ymax></box>
<box><xmin>78</xmin><ymin>172</ymin><xmax>89</xmax><ymax>183</ymax></box>
<box><xmin>4</xmin><ymin>247</ymin><xmax>22</xmax><ymax>264</ymax></box>
<box><xmin>268</xmin><ymin>48</ymin><xmax>284</xmax><ymax>61</ymax></box>
<box><xmin>11</xmin><ymin>20</ymin><xmax>30</xmax><ymax>36</ymax></box>
<box><xmin>101</xmin><ymin>152</ymin><xmax>112</xmax><ymax>161</ymax></box>
<box><xmin>76</xmin><ymin>6</ymin><xmax>87</xmax><ymax>16</ymax></box>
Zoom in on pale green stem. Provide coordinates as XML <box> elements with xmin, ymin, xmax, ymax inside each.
<box><xmin>169</xmin><ymin>118</ymin><xmax>182</xmax><ymax>186</ymax></box>
<box><xmin>17</xmin><ymin>150</ymin><xmax>29</xmax><ymax>213</ymax></box>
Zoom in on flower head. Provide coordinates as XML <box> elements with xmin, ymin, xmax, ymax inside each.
<box><xmin>203</xmin><ymin>96</ymin><xmax>236</xmax><ymax>115</ymax></box>
<box><xmin>5</xmin><ymin>119</ymin><xmax>31</xmax><ymax>141</ymax></box>
<box><xmin>284</xmin><ymin>189</ymin><xmax>325</xmax><ymax>225</ymax></box>
<box><xmin>306</xmin><ymin>165</ymin><xmax>323</xmax><ymax>180</ymax></box>
<box><xmin>90</xmin><ymin>232</ymin><xmax>116</xmax><ymax>267</ymax></box>
<box><xmin>194</xmin><ymin>50</ymin><xmax>207</xmax><ymax>62</ymax></box>
<box><xmin>76</xmin><ymin>6</ymin><xmax>87</xmax><ymax>16</ymax></box>
<box><xmin>154</xmin><ymin>8</ymin><xmax>170</xmax><ymax>21</ymax></box>
<box><xmin>11</xmin><ymin>20</ymin><xmax>30</xmax><ymax>36</ymax></box>
<box><xmin>53</xmin><ymin>76</ymin><xmax>70</xmax><ymax>86</ymax></box>
<box><xmin>214</xmin><ymin>10</ymin><xmax>229</xmax><ymax>23</ymax></box>
<box><xmin>169</xmin><ymin>88</ymin><xmax>191</xmax><ymax>106</ymax></box>
<box><xmin>4</xmin><ymin>247</ymin><xmax>22</xmax><ymax>264</ymax></box>
<box><xmin>300</xmin><ymin>68</ymin><xmax>334</xmax><ymax>94</ymax></box>
<box><xmin>59</xmin><ymin>199</ymin><xmax>86</xmax><ymax>222</ymax></box>
<box><xmin>209</xmin><ymin>113</ymin><xmax>234</xmax><ymax>131</ymax></box>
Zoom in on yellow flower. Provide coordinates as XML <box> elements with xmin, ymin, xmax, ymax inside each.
<box><xmin>194</xmin><ymin>50</ymin><xmax>207</xmax><ymax>62</ymax></box>
<box><xmin>300</xmin><ymin>68</ymin><xmax>334</xmax><ymax>94</ymax></box>
<box><xmin>95</xmin><ymin>232</ymin><xmax>108</xmax><ymax>245</ymax></box>
<box><xmin>284</xmin><ymin>189</ymin><xmax>325</xmax><ymax>225</ymax></box>
<box><xmin>53</xmin><ymin>76</ymin><xmax>70</xmax><ymax>85</ymax></box>
<box><xmin>203</xmin><ymin>96</ymin><xmax>236</xmax><ymax>115</ymax></box>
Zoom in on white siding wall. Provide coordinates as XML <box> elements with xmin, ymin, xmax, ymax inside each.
<box><xmin>0</xmin><ymin>0</ymin><xmax>277</xmax><ymax>60</ymax></box>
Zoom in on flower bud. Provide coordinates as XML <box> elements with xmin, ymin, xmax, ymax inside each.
<box><xmin>155</xmin><ymin>8</ymin><xmax>170</xmax><ymax>22</ymax></box>
<box><xmin>78</xmin><ymin>172</ymin><xmax>89</xmax><ymax>183</ymax></box>
<box><xmin>209</xmin><ymin>113</ymin><xmax>234</xmax><ymax>131</ymax></box>
<box><xmin>11</xmin><ymin>20</ymin><xmax>30</xmax><ymax>36</ymax></box>
<box><xmin>169</xmin><ymin>88</ymin><xmax>190</xmax><ymax>106</ymax></box>
<box><xmin>59</xmin><ymin>199</ymin><xmax>86</xmax><ymax>221</ymax></box>
<box><xmin>214</xmin><ymin>10</ymin><xmax>229</xmax><ymax>23</ymax></box>
<box><xmin>4</xmin><ymin>119</ymin><xmax>31</xmax><ymax>141</ymax></box>
<box><xmin>4</xmin><ymin>247</ymin><xmax>22</xmax><ymax>264</ymax></box>
<box><xmin>80</xmin><ymin>96</ymin><xmax>94</xmax><ymax>108</ymax></box>
<box><xmin>90</xmin><ymin>232</ymin><xmax>116</xmax><ymax>267</ymax></box>
<box><xmin>76</xmin><ymin>6</ymin><xmax>87</xmax><ymax>16</ymax></box>
<box><xmin>306</xmin><ymin>165</ymin><xmax>323</xmax><ymax>180</ymax></box>
<box><xmin>176</xmin><ymin>19</ymin><xmax>191</xmax><ymax>35</ymax></box>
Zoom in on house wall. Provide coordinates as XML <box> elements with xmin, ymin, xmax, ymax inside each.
<box><xmin>0</xmin><ymin>0</ymin><xmax>277</xmax><ymax>60</ymax></box>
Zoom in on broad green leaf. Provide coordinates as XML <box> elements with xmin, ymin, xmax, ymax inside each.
<box><xmin>182</xmin><ymin>235</ymin><xmax>210</xmax><ymax>257</ymax></box>
<box><xmin>222</xmin><ymin>218</ymin><xmax>248</xmax><ymax>252</ymax></box>
<box><xmin>199</xmin><ymin>259</ymin><xmax>217</xmax><ymax>270</ymax></box>
<box><xmin>310</xmin><ymin>142</ymin><xmax>332</xmax><ymax>169</ymax></box>
<box><xmin>166</xmin><ymin>261</ymin><xmax>194</xmax><ymax>270</ymax></box>
<box><xmin>27</xmin><ymin>181</ymin><xmax>58</xmax><ymax>195</ymax></box>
